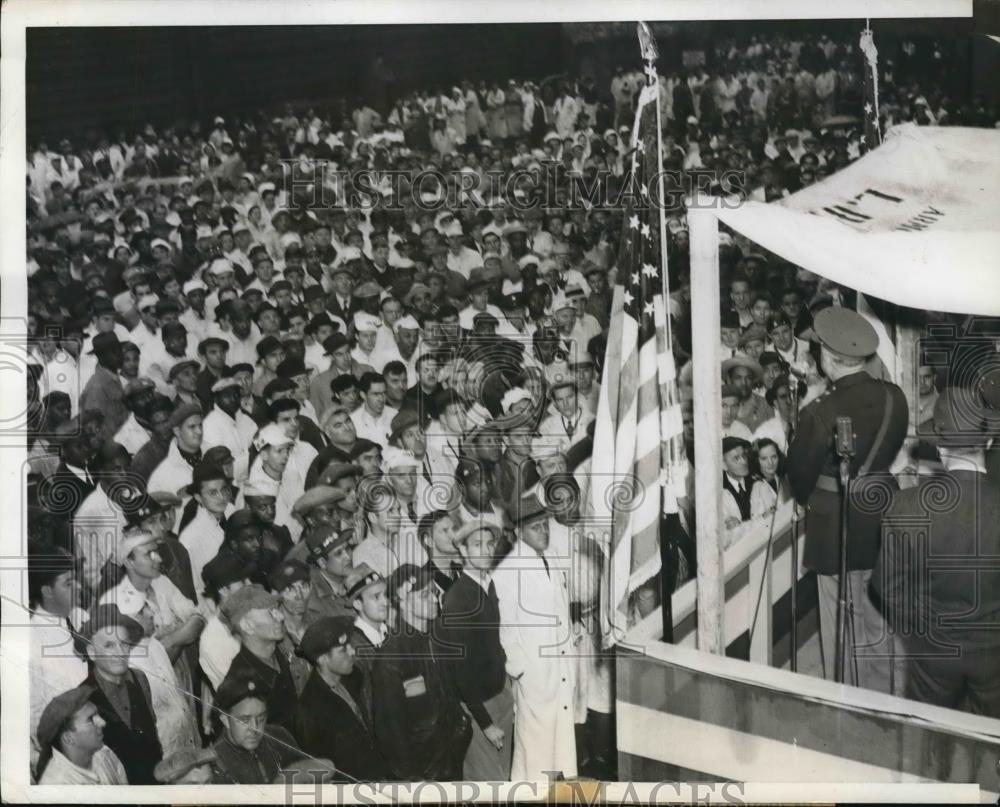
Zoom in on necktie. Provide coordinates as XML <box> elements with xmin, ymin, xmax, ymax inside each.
<box><xmin>406</xmin><ymin>502</ymin><xmax>418</xmax><ymax>524</ymax></box>
<box><xmin>541</xmin><ymin>554</ymin><xmax>551</xmax><ymax>578</ymax></box>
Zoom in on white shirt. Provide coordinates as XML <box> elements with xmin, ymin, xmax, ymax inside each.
<box><xmin>147</xmin><ymin>439</ymin><xmax>196</xmax><ymax>502</ymax></box>
<box><xmin>201</xmin><ymin>406</ymin><xmax>253</xmax><ymax>482</ymax></box>
<box><xmin>73</xmin><ymin>484</ymin><xmax>128</xmax><ymax>593</ymax></box>
<box><xmin>114</xmin><ymin>412</ymin><xmax>151</xmax><ymax>456</ymax></box>
<box><xmin>354</xmin><ymin>616</ymin><xmax>388</xmax><ymax>648</ymax></box>
<box><xmin>179</xmin><ymin>507</ymin><xmax>227</xmax><ymax>602</ymax></box>
<box><xmin>39</xmin><ymin>747</ymin><xmax>128</xmax><ymax>785</ymax></box>
<box><xmin>199</xmin><ymin>613</ymin><xmax>240</xmax><ymax>690</ymax></box>
<box><xmin>30</xmin><ymin>607</ymin><xmax>89</xmax><ymax>744</ymax></box>
<box><xmin>351</xmin><ymin>404</ymin><xmax>398</xmax><ymax>448</ymax></box>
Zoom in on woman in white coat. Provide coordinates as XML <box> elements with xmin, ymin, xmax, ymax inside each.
<box><xmin>493</xmin><ymin>494</ymin><xmax>579</xmax><ymax>782</ymax></box>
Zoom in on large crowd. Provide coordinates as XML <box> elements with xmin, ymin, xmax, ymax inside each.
<box><xmin>21</xmin><ymin>29</ymin><xmax>1000</xmax><ymax>787</ymax></box>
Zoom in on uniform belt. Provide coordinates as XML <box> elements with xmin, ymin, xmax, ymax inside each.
<box><xmin>814</xmin><ymin>474</ymin><xmax>841</xmax><ymax>493</ymax></box>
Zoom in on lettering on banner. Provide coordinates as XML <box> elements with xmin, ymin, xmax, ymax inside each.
<box><xmin>811</xmin><ymin>187</ymin><xmax>947</xmax><ymax>232</ymax></box>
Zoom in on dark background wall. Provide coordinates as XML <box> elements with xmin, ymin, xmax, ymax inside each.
<box><xmin>26</xmin><ymin>16</ymin><xmax>992</xmax><ymax>144</ymax></box>
<box><xmin>26</xmin><ymin>24</ymin><xmax>571</xmax><ymax>141</ymax></box>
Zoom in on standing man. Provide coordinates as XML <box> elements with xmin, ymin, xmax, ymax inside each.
<box><xmin>435</xmin><ymin>519</ymin><xmax>514</xmax><ymax>781</ymax></box>
<box><xmin>785</xmin><ymin>308</ymin><xmax>908</xmax><ymax>687</ymax></box>
<box><xmin>370</xmin><ymin>564</ymin><xmax>472</xmax><ymax>781</ymax></box>
<box><xmin>79</xmin><ymin>332</ymin><xmax>129</xmax><ymax>435</ymax></box>
<box><xmin>870</xmin><ymin>387</ymin><xmax>1000</xmax><ymax>712</ymax></box>
<box><xmin>493</xmin><ymin>493</ymin><xmax>578</xmax><ymax>782</ymax></box>
<box><xmin>295</xmin><ymin>616</ymin><xmax>390</xmax><ymax>782</ymax></box>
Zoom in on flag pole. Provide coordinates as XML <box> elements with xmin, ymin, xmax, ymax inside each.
<box><xmin>639</xmin><ymin>21</ymin><xmax>680</xmax><ymax>644</ymax></box>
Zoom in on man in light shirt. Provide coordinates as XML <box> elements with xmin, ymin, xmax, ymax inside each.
<box><xmin>351</xmin><ymin>371</ymin><xmax>398</xmax><ymax>448</ymax></box>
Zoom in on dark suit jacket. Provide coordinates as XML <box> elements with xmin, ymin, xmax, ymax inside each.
<box><xmin>38</xmin><ymin>461</ymin><xmax>95</xmax><ymax>521</ymax></box>
<box><xmin>295</xmin><ymin>670</ymin><xmax>389</xmax><ymax>783</ymax></box>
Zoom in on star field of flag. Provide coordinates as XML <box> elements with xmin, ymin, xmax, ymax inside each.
<box><xmin>618</xmin><ymin>93</ymin><xmax>663</xmax><ymax>344</ymax></box>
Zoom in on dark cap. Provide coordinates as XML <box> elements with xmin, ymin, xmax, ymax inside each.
<box><xmin>389</xmin><ymin>408</ymin><xmax>423</xmax><ymax>444</ymax></box>
<box><xmin>511</xmin><ymin>493</ymin><xmax>548</xmax><ymax>528</ymax></box>
<box><xmin>386</xmin><ymin>562</ymin><xmax>435</xmax><ymax>603</ymax></box>
<box><xmin>203</xmin><ymin>445</ymin><xmax>235</xmax><ymax>467</ymax></box>
<box><xmin>348</xmin><ymin>438</ymin><xmax>380</xmax><ymax>459</ymax></box>
<box><xmin>36</xmin><ymin>684</ymin><xmax>96</xmax><ymax>753</ymax></box>
<box><xmin>316</xmin><ymin>461</ymin><xmax>361</xmax><ymax>487</ymax></box>
<box><xmin>88</xmin><ymin>332</ymin><xmax>121</xmax><ymax>355</ymax></box>
<box><xmin>306</xmin><ymin>313</ymin><xmax>335</xmax><ymax>335</ymax></box>
<box><xmin>263</xmin><ymin>377</ymin><xmax>296</xmax><ymax>399</ymax></box>
<box><xmin>198</xmin><ymin>336</ymin><xmax>229</xmax><ymax>355</ymax></box>
<box><xmin>304</xmin><ymin>524</ymin><xmax>349</xmax><ymax>562</ymax></box>
<box><xmin>215</xmin><ymin>667</ymin><xmax>270</xmax><ymax>711</ymax></box>
<box><xmin>720</xmin><ymin>310</ymin><xmax>741</xmax><ymax>330</ymax></box>
<box><xmin>298</xmin><ymin>616</ymin><xmax>355</xmax><ymax>664</ymax></box>
<box><xmin>304</xmin><ymin>286</ymin><xmax>326</xmax><ymax>301</ymax></box>
<box><xmin>77</xmin><ymin>603</ymin><xmax>143</xmax><ymax>644</ymax></box>
<box><xmin>277</xmin><ymin>356</ymin><xmax>311</xmax><ymax>379</ymax></box>
<box><xmin>123</xmin><ymin>493</ymin><xmax>166</xmax><ymax>527</ymax></box>
<box><xmin>268</xmin><ymin>559</ymin><xmax>311</xmax><ymax>593</ymax></box>
<box><xmin>812</xmin><ymin>307</ymin><xmax>878</xmax><ymax>358</ymax></box>
<box><xmin>256</xmin><ymin>335</ymin><xmax>283</xmax><ymax>360</ymax></box>
<box><xmin>202</xmin><ymin>553</ymin><xmax>254</xmax><ymax>597</ymax></box>
<box><xmin>722</xmin><ymin>435</ymin><xmax>752</xmax><ymax>455</ymax></box>
<box><xmin>186</xmin><ymin>461</ymin><xmax>230</xmax><ymax>495</ymax></box>
<box><xmin>323</xmin><ymin>333</ymin><xmax>349</xmax><ymax>355</ymax></box>
<box><xmin>225</xmin><ymin>507</ymin><xmax>259</xmax><ymax>536</ymax></box>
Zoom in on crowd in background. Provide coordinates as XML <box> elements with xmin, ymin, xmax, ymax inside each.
<box><xmin>21</xmin><ymin>29</ymin><xmax>1000</xmax><ymax>787</ymax></box>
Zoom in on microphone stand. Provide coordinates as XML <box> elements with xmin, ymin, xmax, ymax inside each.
<box><xmin>788</xmin><ymin>376</ymin><xmax>800</xmax><ymax>673</ymax></box>
<box><xmin>835</xmin><ymin>436</ymin><xmax>856</xmax><ymax>685</ymax></box>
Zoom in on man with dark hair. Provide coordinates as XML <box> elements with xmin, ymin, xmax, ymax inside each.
<box><xmin>38</xmin><ymin>418</ymin><xmax>97</xmax><ymax>520</ymax></box>
<box><xmin>370</xmin><ymin>564</ymin><xmax>472</xmax><ymax>781</ymax></box>
<box><xmin>352</xmin><ymin>371</ymin><xmax>397</xmax><ymax>446</ymax></box>
<box><xmin>435</xmin><ymin>519</ymin><xmax>513</xmax><ymax>780</ymax></box>
<box><xmin>295</xmin><ymin>616</ymin><xmax>390</xmax><ymax>782</ymax></box>
<box><xmin>130</xmin><ymin>394</ymin><xmax>175</xmax><ymax>483</ymax></box>
<box><xmin>417</xmin><ymin>509</ymin><xmax>462</xmax><ymax>594</ymax></box>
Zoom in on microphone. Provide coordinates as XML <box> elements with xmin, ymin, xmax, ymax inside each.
<box><xmin>835</xmin><ymin>416</ymin><xmax>856</xmax><ymax>459</ymax></box>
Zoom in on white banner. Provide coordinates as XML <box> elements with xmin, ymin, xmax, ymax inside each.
<box><xmin>715</xmin><ymin>124</ymin><xmax>1000</xmax><ymax>315</ymax></box>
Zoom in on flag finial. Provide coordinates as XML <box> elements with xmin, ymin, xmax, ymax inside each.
<box><xmin>637</xmin><ymin>21</ymin><xmax>658</xmax><ymax>63</ymax></box>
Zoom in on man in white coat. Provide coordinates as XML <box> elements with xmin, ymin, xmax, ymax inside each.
<box><xmin>493</xmin><ymin>493</ymin><xmax>578</xmax><ymax>782</ymax></box>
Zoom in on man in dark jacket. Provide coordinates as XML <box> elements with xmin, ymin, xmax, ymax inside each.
<box><xmin>786</xmin><ymin>307</ymin><xmax>908</xmax><ymax>687</ymax></box>
<box><xmin>295</xmin><ymin>616</ymin><xmax>390</xmax><ymax>782</ymax></box>
<box><xmin>434</xmin><ymin>519</ymin><xmax>513</xmax><ymax>781</ymax></box>
<box><xmin>870</xmin><ymin>387</ymin><xmax>1000</xmax><ymax>714</ymax></box>
<box><xmin>77</xmin><ymin>605</ymin><xmax>162</xmax><ymax>785</ymax></box>
<box><xmin>370</xmin><ymin>564</ymin><xmax>471</xmax><ymax>781</ymax></box>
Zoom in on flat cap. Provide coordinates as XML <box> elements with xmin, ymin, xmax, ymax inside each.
<box><xmin>386</xmin><ymin>562</ymin><xmax>435</xmax><ymax>602</ymax></box>
<box><xmin>202</xmin><ymin>553</ymin><xmax>254</xmax><ymax>597</ymax></box>
<box><xmin>511</xmin><ymin>492</ymin><xmax>548</xmax><ymax>527</ymax></box>
<box><xmin>168</xmin><ymin>358</ymin><xmax>200</xmax><ymax>382</ymax></box>
<box><xmin>722</xmin><ymin>435</ymin><xmax>752</xmax><ymax>455</ymax></box>
<box><xmin>36</xmin><ymin>685</ymin><xmax>96</xmax><ymax>752</ymax></box>
<box><xmin>169</xmin><ymin>402</ymin><xmax>203</xmax><ymax>428</ymax></box>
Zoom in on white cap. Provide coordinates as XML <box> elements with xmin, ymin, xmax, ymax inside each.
<box><xmin>335</xmin><ymin>246</ymin><xmax>362</xmax><ymax>263</ymax></box>
<box><xmin>243</xmin><ymin>476</ymin><xmax>279</xmax><ymax>498</ymax></box>
<box><xmin>137</xmin><ymin>294</ymin><xmax>160</xmax><ymax>311</ymax></box>
<box><xmin>381</xmin><ymin>446</ymin><xmax>421</xmax><ymax>472</ymax></box>
<box><xmin>500</xmin><ymin>387</ymin><xmax>532</xmax><ymax>413</ymax></box>
<box><xmin>254</xmin><ymin>423</ymin><xmax>294</xmax><ymax>451</ymax></box>
<box><xmin>352</xmin><ymin>312</ymin><xmax>382</xmax><ymax>332</ymax></box>
<box><xmin>531</xmin><ymin>436</ymin><xmax>569</xmax><ymax>461</ymax></box>
<box><xmin>196</xmin><ymin>224</ymin><xmax>214</xmax><ymax>239</ymax></box>
<box><xmin>112</xmin><ymin>527</ymin><xmax>157</xmax><ymax>567</ymax></box>
<box><xmin>279</xmin><ymin>232</ymin><xmax>302</xmax><ymax>247</ymax></box>
<box><xmin>210</xmin><ymin>376</ymin><xmax>241</xmax><ymax>393</ymax></box>
<box><xmin>232</xmin><ymin>220</ymin><xmax>251</xmax><ymax>235</ymax></box>
<box><xmin>445</xmin><ymin>220</ymin><xmax>463</xmax><ymax>238</ymax></box>
<box><xmin>150</xmin><ymin>238</ymin><xmax>171</xmax><ymax>252</ymax></box>
<box><xmin>549</xmin><ymin>291</ymin><xmax>574</xmax><ymax>313</ymax></box>
<box><xmin>393</xmin><ymin>314</ymin><xmax>420</xmax><ymax>332</ymax></box>
<box><xmin>501</xmin><ymin>279</ymin><xmax>523</xmax><ymax>296</ymax></box>
<box><xmin>183</xmin><ymin>279</ymin><xmax>207</xmax><ymax>295</ymax></box>
<box><xmin>517</xmin><ymin>254</ymin><xmax>540</xmax><ymax>269</ymax></box>
<box><xmin>210</xmin><ymin>258</ymin><xmax>235</xmax><ymax>276</ymax></box>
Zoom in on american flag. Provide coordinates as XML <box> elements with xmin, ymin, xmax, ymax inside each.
<box><xmin>859</xmin><ymin>26</ymin><xmax>882</xmax><ymax>154</ymax></box>
<box><xmin>591</xmin><ymin>63</ymin><xmax>687</xmax><ymax>647</ymax></box>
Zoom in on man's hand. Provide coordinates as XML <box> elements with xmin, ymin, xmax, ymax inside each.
<box><xmin>484</xmin><ymin>724</ymin><xmax>505</xmax><ymax>751</ymax></box>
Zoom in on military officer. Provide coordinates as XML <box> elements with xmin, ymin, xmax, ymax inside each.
<box><xmin>785</xmin><ymin>307</ymin><xmax>908</xmax><ymax>688</ymax></box>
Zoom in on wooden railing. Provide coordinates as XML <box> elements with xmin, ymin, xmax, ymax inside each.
<box><xmin>628</xmin><ymin>499</ymin><xmax>808</xmax><ymax>667</ymax></box>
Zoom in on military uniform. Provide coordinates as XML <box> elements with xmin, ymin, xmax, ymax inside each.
<box><xmin>785</xmin><ymin>308</ymin><xmax>908</xmax><ymax>686</ymax></box>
